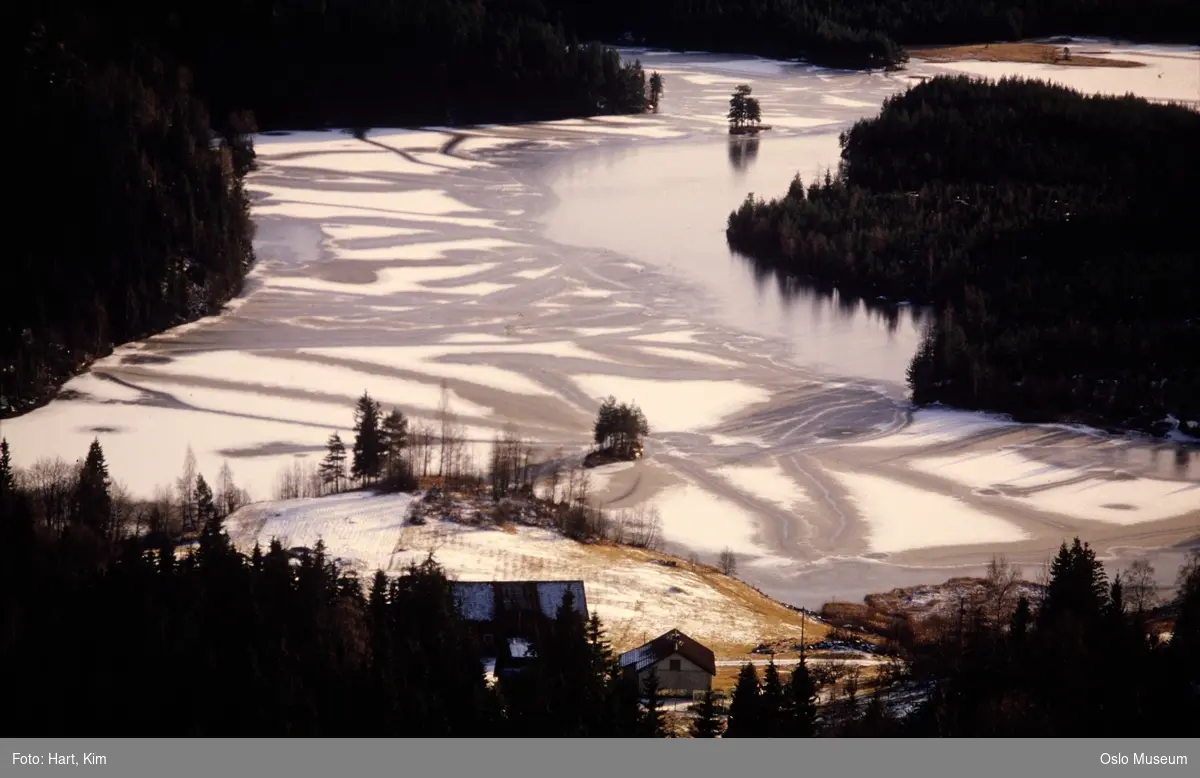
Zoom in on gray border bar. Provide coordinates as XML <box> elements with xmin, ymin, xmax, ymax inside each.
<box><xmin>4</xmin><ymin>738</ymin><xmax>1197</xmax><ymax>778</ymax></box>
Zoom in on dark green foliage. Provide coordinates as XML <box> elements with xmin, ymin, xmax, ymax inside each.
<box><xmin>6</xmin><ymin>18</ymin><xmax>255</xmax><ymax>419</ymax></box>
<box><xmin>0</xmin><ymin>459</ymin><xmax>645</xmax><ymax>735</ymax></box>
<box><xmin>592</xmin><ymin>396</ymin><xmax>650</xmax><ymax>457</ymax></box>
<box><xmin>0</xmin><ymin>439</ymin><xmax>13</xmax><ymax>498</ymax></box>
<box><xmin>689</xmin><ymin>689</ymin><xmax>725</xmax><ymax>738</ymax></box>
<box><xmin>899</xmin><ymin>537</ymin><xmax>1200</xmax><ymax>737</ymax></box>
<box><xmin>639</xmin><ymin>670</ymin><xmax>667</xmax><ymax>737</ymax></box>
<box><xmin>782</xmin><ymin>659</ymin><xmax>819</xmax><ymax>736</ymax></box>
<box><xmin>727</xmin><ymin>76</ymin><xmax>1200</xmax><ymax>434</ymax></box>
<box><xmin>724</xmin><ymin>663</ymin><xmax>762</xmax><ymax>737</ymax></box>
<box><xmin>319</xmin><ymin>432</ymin><xmax>348</xmax><ymax>494</ymax></box>
<box><xmin>352</xmin><ymin>392</ymin><xmax>384</xmax><ymax>485</ymax></box>
<box><xmin>71</xmin><ymin>439</ymin><xmax>112</xmax><ymax>537</ymax></box>
<box><xmin>759</xmin><ymin>659</ymin><xmax>785</xmax><ymax>735</ymax></box>
<box><xmin>194</xmin><ymin>474</ymin><xmax>217</xmax><ymax>527</ymax></box>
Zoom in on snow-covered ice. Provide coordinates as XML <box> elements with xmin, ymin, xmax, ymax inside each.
<box><xmin>571</xmin><ymin>374</ymin><xmax>770</xmax><ymax>432</ymax></box>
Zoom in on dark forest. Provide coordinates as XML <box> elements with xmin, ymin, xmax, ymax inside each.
<box><xmin>727</xmin><ymin>76</ymin><xmax>1200</xmax><ymax>434</ymax></box>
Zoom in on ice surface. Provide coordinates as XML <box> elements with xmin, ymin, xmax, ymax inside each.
<box><xmin>831</xmin><ymin>470</ymin><xmax>1031</xmax><ymax>553</ymax></box>
<box><xmin>571</xmin><ymin>374</ymin><xmax>770</xmax><ymax>432</ymax></box>
<box><xmin>635</xmin><ymin>346</ymin><xmax>739</xmax><ymax>367</ymax></box>
<box><xmin>715</xmin><ymin>463</ymin><xmax>811</xmax><ymax>511</ymax></box>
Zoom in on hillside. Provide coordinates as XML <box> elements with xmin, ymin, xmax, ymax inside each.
<box><xmin>224</xmin><ymin>490</ymin><xmax>827</xmax><ymax>655</ymax></box>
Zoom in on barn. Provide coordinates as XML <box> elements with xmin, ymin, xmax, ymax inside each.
<box><xmin>618</xmin><ymin>629</ymin><xmax>716</xmax><ymax>697</ymax></box>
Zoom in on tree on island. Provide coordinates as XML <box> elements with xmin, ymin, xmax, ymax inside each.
<box><xmin>728</xmin><ymin>85</ymin><xmax>762</xmax><ymax>133</ymax></box>
<box><xmin>592</xmin><ymin>397</ymin><xmax>650</xmax><ymax>461</ymax></box>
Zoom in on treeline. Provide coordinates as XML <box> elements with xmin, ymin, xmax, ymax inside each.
<box><xmin>727</xmin><ymin>76</ymin><xmax>1200</xmax><ymax>433</ymax></box>
<box><xmin>25</xmin><ymin>1</ymin><xmax>650</xmax><ymax>131</ymax></box>
<box><xmin>555</xmin><ymin>0</ymin><xmax>1200</xmax><ymax>69</ymax></box>
<box><xmin>5</xmin><ymin>19</ymin><xmax>256</xmax><ymax>419</ymax></box>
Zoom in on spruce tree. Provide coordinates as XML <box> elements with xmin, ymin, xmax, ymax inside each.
<box><xmin>72</xmin><ymin>438</ymin><xmax>112</xmax><ymax>536</ymax></box>
<box><xmin>0</xmin><ymin>438</ymin><xmax>13</xmax><ymax>497</ymax></box>
<box><xmin>381</xmin><ymin>409</ymin><xmax>408</xmax><ymax>462</ymax></box>
<box><xmin>689</xmin><ymin>689</ymin><xmax>724</xmax><ymax>738</ymax></box>
<box><xmin>352</xmin><ymin>392</ymin><xmax>384</xmax><ymax>484</ymax></box>
<box><xmin>639</xmin><ymin>669</ymin><xmax>666</xmax><ymax>737</ymax></box>
<box><xmin>760</xmin><ymin>659</ymin><xmax>785</xmax><ymax>736</ymax></box>
<box><xmin>782</xmin><ymin>659</ymin><xmax>819</xmax><ymax>736</ymax></box>
<box><xmin>724</xmin><ymin>663</ymin><xmax>761</xmax><ymax>737</ymax></box>
<box><xmin>194</xmin><ymin>474</ymin><xmax>216</xmax><ymax>529</ymax></box>
<box><xmin>319</xmin><ymin>432</ymin><xmax>347</xmax><ymax>493</ymax></box>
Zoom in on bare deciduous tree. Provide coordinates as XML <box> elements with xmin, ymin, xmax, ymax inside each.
<box><xmin>718</xmin><ymin>548</ymin><xmax>738</xmax><ymax>576</ymax></box>
<box><xmin>176</xmin><ymin>445</ymin><xmax>198</xmax><ymax>532</ymax></box>
<box><xmin>982</xmin><ymin>554</ymin><xmax>1022</xmax><ymax>626</ymax></box>
<box><xmin>1124</xmin><ymin>558</ymin><xmax>1158</xmax><ymax>613</ymax></box>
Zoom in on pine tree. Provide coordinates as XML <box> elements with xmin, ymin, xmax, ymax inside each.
<box><xmin>689</xmin><ymin>689</ymin><xmax>724</xmax><ymax>738</ymax></box>
<box><xmin>639</xmin><ymin>669</ymin><xmax>666</xmax><ymax>737</ymax></box>
<box><xmin>194</xmin><ymin>474</ymin><xmax>216</xmax><ymax>530</ymax></box>
<box><xmin>724</xmin><ymin>663</ymin><xmax>761</xmax><ymax>737</ymax></box>
<box><xmin>72</xmin><ymin>438</ymin><xmax>112</xmax><ymax>536</ymax></box>
<box><xmin>760</xmin><ymin>659</ymin><xmax>785</xmax><ymax>736</ymax></box>
<box><xmin>319</xmin><ymin>432</ymin><xmax>347</xmax><ymax>493</ymax></box>
<box><xmin>782</xmin><ymin>659</ymin><xmax>819</xmax><ymax>736</ymax></box>
<box><xmin>352</xmin><ymin>392</ymin><xmax>384</xmax><ymax>484</ymax></box>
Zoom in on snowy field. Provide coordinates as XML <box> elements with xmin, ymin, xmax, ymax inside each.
<box><xmin>224</xmin><ymin>492</ymin><xmax>813</xmax><ymax>652</ymax></box>
<box><xmin>4</xmin><ymin>44</ymin><xmax>1197</xmax><ymax>607</ymax></box>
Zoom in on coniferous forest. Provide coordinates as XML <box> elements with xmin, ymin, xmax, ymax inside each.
<box><xmin>728</xmin><ymin>76</ymin><xmax>1200</xmax><ymax>434</ymax></box>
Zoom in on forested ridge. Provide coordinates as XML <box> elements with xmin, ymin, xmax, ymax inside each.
<box><xmin>727</xmin><ymin>76</ymin><xmax>1200</xmax><ymax>434</ymax></box>
<box><xmin>4</xmin><ymin>19</ymin><xmax>257</xmax><ymax>420</ymax></box>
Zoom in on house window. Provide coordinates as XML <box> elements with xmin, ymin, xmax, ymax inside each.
<box><xmin>668</xmin><ymin>659</ymin><xmax>681</xmax><ymax>672</ymax></box>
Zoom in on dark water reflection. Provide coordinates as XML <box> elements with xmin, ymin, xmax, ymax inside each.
<box><xmin>542</xmin><ymin>133</ymin><xmax>927</xmax><ymax>386</ymax></box>
<box><xmin>727</xmin><ymin>137</ymin><xmax>760</xmax><ymax>173</ymax></box>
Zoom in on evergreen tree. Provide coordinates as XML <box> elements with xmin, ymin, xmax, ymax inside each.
<box><xmin>760</xmin><ymin>659</ymin><xmax>785</xmax><ymax>736</ymax></box>
<box><xmin>194</xmin><ymin>474</ymin><xmax>216</xmax><ymax>529</ymax></box>
<box><xmin>782</xmin><ymin>659</ymin><xmax>819</xmax><ymax>736</ymax></box>
<box><xmin>319</xmin><ymin>432</ymin><xmax>348</xmax><ymax>493</ymax></box>
<box><xmin>724</xmin><ymin>663</ymin><xmax>761</xmax><ymax>737</ymax></box>
<box><xmin>1039</xmin><ymin>538</ymin><xmax>1109</xmax><ymax>629</ymax></box>
<box><xmin>639</xmin><ymin>669</ymin><xmax>667</xmax><ymax>737</ymax></box>
<box><xmin>593</xmin><ymin>396</ymin><xmax>618</xmax><ymax>448</ymax></box>
<box><xmin>648</xmin><ymin>72</ymin><xmax>664</xmax><ymax>112</ymax></box>
<box><xmin>381</xmin><ymin>409</ymin><xmax>408</xmax><ymax>462</ymax></box>
<box><xmin>71</xmin><ymin>438</ymin><xmax>112</xmax><ymax>536</ymax></box>
<box><xmin>0</xmin><ymin>438</ymin><xmax>14</xmax><ymax>496</ymax></box>
<box><xmin>352</xmin><ymin>392</ymin><xmax>384</xmax><ymax>484</ymax></box>
<box><xmin>689</xmin><ymin>689</ymin><xmax>725</xmax><ymax>737</ymax></box>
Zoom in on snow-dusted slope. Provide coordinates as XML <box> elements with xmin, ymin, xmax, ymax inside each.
<box><xmin>224</xmin><ymin>491</ymin><xmax>815</xmax><ymax>653</ymax></box>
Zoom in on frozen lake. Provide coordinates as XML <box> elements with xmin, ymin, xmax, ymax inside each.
<box><xmin>4</xmin><ymin>43</ymin><xmax>1198</xmax><ymax>606</ymax></box>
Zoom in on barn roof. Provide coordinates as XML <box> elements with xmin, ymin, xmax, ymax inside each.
<box><xmin>618</xmin><ymin>629</ymin><xmax>716</xmax><ymax>676</ymax></box>
<box><xmin>451</xmin><ymin>581</ymin><xmax>588</xmax><ymax>622</ymax></box>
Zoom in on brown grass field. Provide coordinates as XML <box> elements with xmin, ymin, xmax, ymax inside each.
<box><xmin>910</xmin><ymin>42</ymin><xmax>1144</xmax><ymax>69</ymax></box>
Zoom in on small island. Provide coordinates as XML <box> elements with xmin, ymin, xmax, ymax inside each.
<box><xmin>728</xmin><ymin>85</ymin><xmax>772</xmax><ymax>135</ymax></box>
<box><xmin>726</xmin><ymin>75</ymin><xmax>1200</xmax><ymax>436</ymax></box>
